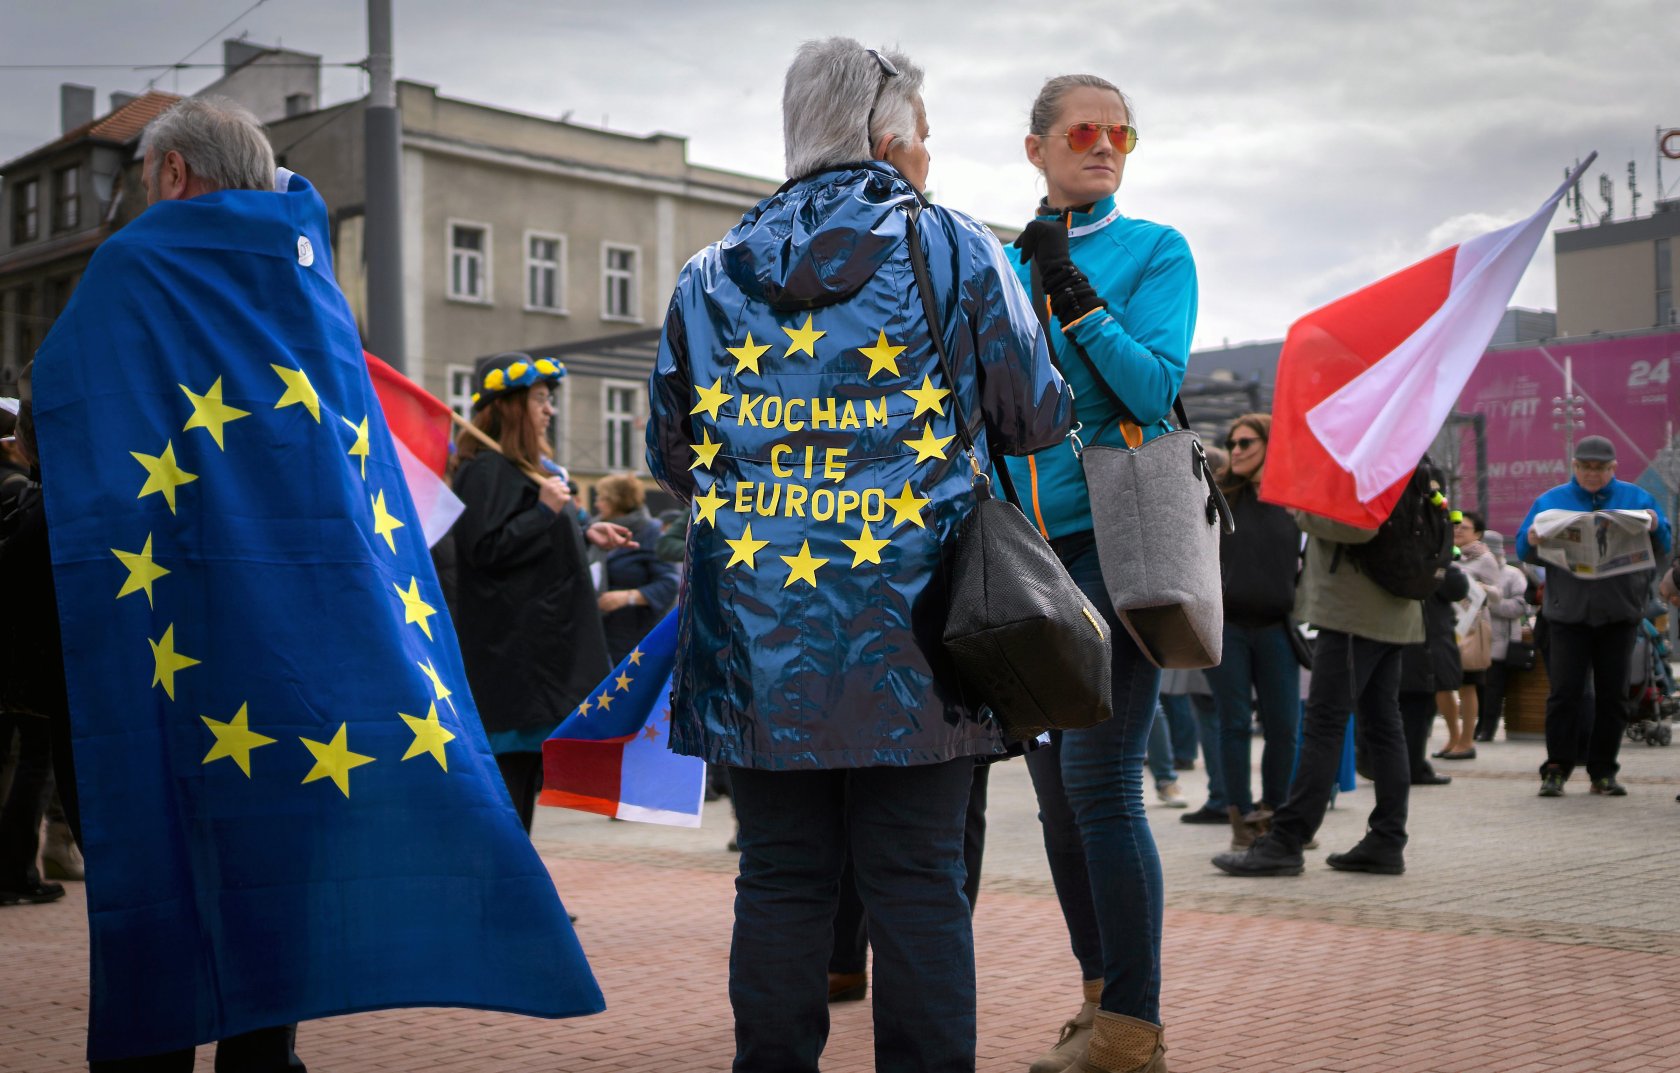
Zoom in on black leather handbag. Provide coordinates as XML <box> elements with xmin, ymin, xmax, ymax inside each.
<box><xmin>903</xmin><ymin>204</ymin><xmax>1113</xmax><ymax>741</ymax></box>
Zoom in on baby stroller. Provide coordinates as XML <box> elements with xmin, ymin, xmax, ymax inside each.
<box><xmin>1625</xmin><ymin>613</ymin><xmax>1677</xmax><ymax>747</ymax></box>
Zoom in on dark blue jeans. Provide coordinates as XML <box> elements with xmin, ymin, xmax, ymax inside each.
<box><xmin>1205</xmin><ymin>622</ymin><xmax>1302</xmax><ymax>813</ymax></box>
<box><xmin>1173</xmin><ymin>691</ymin><xmax>1224</xmax><ymax>810</ymax></box>
<box><xmin>729</xmin><ymin>758</ymin><xmax>976</xmax><ymax>1073</ymax></box>
<box><xmin>1027</xmin><ymin>529</ymin><xmax>1164</xmax><ymax>1022</ymax></box>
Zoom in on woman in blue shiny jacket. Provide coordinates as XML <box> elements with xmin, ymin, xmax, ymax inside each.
<box><xmin>1006</xmin><ymin>75</ymin><xmax>1197</xmax><ymax>1073</ymax></box>
<box><xmin>646</xmin><ymin>37</ymin><xmax>1072</xmax><ymax>1073</ymax></box>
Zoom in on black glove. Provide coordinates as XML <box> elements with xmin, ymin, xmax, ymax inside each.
<box><xmin>1013</xmin><ymin>219</ymin><xmax>1106</xmax><ymax>326</ymax></box>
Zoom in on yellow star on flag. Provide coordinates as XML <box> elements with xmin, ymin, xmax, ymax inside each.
<box><xmin>300</xmin><ymin>723</ymin><xmax>376</xmax><ymax>797</ymax></box>
<box><xmin>902</xmin><ymin>375</ymin><xmax>950</xmax><ymax>420</ymax></box>
<box><xmin>883</xmin><ymin>480</ymin><xmax>930</xmax><ymax>529</ymax></box>
<box><xmin>727</xmin><ymin>332</ymin><xmax>772</xmax><ymax>375</ymax></box>
<box><xmin>780</xmin><ymin>540</ymin><xmax>829</xmax><ymax>589</ymax></box>
<box><xmin>782</xmin><ymin>314</ymin><xmax>826</xmax><ymax>358</ymax></box>
<box><xmin>371</xmin><ymin>489</ymin><xmax>405</xmax><ymax>553</ymax></box>
<box><xmin>858</xmin><ymin>330</ymin><xmax>906</xmax><ymax>379</ymax></box>
<box><xmin>394</xmin><ymin>576</ymin><xmax>437</xmax><ymax>640</ymax></box>
<box><xmin>595</xmin><ymin>692</ymin><xmax>615</xmax><ymax>711</ymax></box>
<box><xmin>112</xmin><ymin>534</ymin><xmax>169</xmax><ymax>607</ymax></box>
<box><xmin>342</xmin><ymin>415</ymin><xmax>371</xmax><ymax>479</ymax></box>
<box><xmin>271</xmin><ymin>363</ymin><xmax>322</xmax><ymax>422</ymax></box>
<box><xmin>691</xmin><ymin>378</ymin><xmax>734</xmax><ymax>421</ymax></box>
<box><xmin>418</xmin><ymin>657</ymin><xmax>452</xmax><ymax>703</ymax></box>
<box><xmin>615</xmin><ymin>671</ymin><xmax>634</xmax><ymax>692</ymax></box>
<box><xmin>200</xmin><ymin>702</ymin><xmax>276</xmax><ymax>777</ymax></box>
<box><xmin>841</xmin><ymin>522</ymin><xmax>892</xmax><ymax>567</ymax></box>
<box><xmin>179</xmin><ymin>377</ymin><xmax>250</xmax><ymax>450</ymax></box>
<box><xmin>149</xmin><ymin>624</ymin><xmax>200</xmax><ymax>700</ymax></box>
<box><xmin>399</xmin><ymin>702</ymin><xmax>456</xmax><ymax>771</ymax></box>
<box><xmin>628</xmin><ymin>648</ymin><xmax>644</xmax><ymax>666</ymax></box>
<box><xmin>577</xmin><ymin>697</ymin><xmax>592</xmax><ymax>716</ymax></box>
<box><xmin>905</xmin><ymin>423</ymin><xmax>955</xmax><ymax>464</ymax></box>
<box><xmin>725</xmin><ymin>523</ymin><xmax>770</xmax><ymax>570</ymax></box>
<box><xmin>690</xmin><ymin>427</ymin><xmax>723</xmax><ymax>471</ymax></box>
<box><xmin>132</xmin><ymin>441</ymin><xmax>198</xmax><ymax>514</ymax></box>
<box><xmin>693</xmin><ymin>483</ymin><xmax>727</xmax><ymax>527</ymax></box>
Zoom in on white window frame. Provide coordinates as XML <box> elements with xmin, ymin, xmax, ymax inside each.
<box><xmin>600</xmin><ymin>242</ymin><xmax>641</xmax><ymax>323</ymax></box>
<box><xmin>601</xmin><ymin>378</ymin><xmax>644</xmax><ymax>473</ymax></box>
<box><xmin>549</xmin><ymin>374</ymin><xmax>571</xmax><ymax>468</ymax></box>
<box><xmin>446</xmin><ymin>218</ymin><xmax>492</xmax><ymax>304</ymax></box>
<box><xmin>523</xmin><ymin>230</ymin><xmax>568</xmax><ymax>315</ymax></box>
<box><xmin>446</xmin><ymin>363</ymin><xmax>476</xmax><ymax>417</ymax></box>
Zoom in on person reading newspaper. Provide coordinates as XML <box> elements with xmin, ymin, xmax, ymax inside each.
<box><xmin>1516</xmin><ymin>436</ymin><xmax>1671</xmax><ymax>797</ymax></box>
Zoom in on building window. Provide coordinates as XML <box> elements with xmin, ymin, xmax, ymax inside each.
<box><xmin>602</xmin><ymin>380</ymin><xmax>643</xmax><ymax>471</ymax></box>
<box><xmin>54</xmin><ymin>167</ymin><xmax>79</xmax><ymax>231</ymax></box>
<box><xmin>447</xmin><ymin>363</ymin><xmax>476</xmax><ymax>417</ymax></box>
<box><xmin>12</xmin><ymin>179</ymin><xmax>39</xmax><ymax>243</ymax></box>
<box><xmin>601</xmin><ymin>243</ymin><xmax>640</xmax><ymax>322</ymax></box>
<box><xmin>525</xmin><ymin>232</ymin><xmax>566</xmax><ymax>314</ymax></box>
<box><xmin>1658</xmin><ymin>239</ymin><xmax>1673</xmax><ymax>326</ymax></box>
<box><xmin>447</xmin><ymin>221</ymin><xmax>490</xmax><ymax>303</ymax></box>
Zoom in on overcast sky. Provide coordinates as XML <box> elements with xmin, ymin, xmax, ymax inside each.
<box><xmin>3</xmin><ymin>0</ymin><xmax>1676</xmax><ymax>349</ymax></box>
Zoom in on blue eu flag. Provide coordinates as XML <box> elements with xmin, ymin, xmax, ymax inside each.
<box><xmin>31</xmin><ymin>174</ymin><xmax>603</xmax><ymax>1062</ymax></box>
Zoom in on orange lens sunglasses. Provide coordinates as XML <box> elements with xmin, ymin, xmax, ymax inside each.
<box><xmin>1058</xmin><ymin>122</ymin><xmax>1138</xmax><ymax>154</ymax></box>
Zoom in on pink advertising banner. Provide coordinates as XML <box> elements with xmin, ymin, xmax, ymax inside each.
<box><xmin>1455</xmin><ymin>329</ymin><xmax>1679</xmax><ymax>537</ymax></box>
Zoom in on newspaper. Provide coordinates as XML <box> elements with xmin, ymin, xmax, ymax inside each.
<box><xmin>1453</xmin><ymin>580</ymin><xmax>1488</xmax><ymax>642</ymax></box>
<box><xmin>1530</xmin><ymin>508</ymin><xmax>1657</xmax><ymax>579</ymax></box>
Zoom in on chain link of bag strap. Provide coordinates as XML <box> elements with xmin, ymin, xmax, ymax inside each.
<box><xmin>1026</xmin><ymin>257</ymin><xmax>1234</xmax><ymax>535</ymax></box>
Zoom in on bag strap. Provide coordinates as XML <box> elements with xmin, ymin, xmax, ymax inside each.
<box><xmin>902</xmin><ymin>202</ymin><xmax>1023</xmax><ymax>505</ymax></box>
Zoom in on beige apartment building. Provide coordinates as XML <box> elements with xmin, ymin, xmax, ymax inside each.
<box><xmin>1554</xmin><ymin>199</ymin><xmax>1680</xmax><ymax>336</ymax></box>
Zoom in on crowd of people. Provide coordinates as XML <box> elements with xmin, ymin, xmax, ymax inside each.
<box><xmin>0</xmin><ymin>34</ymin><xmax>1677</xmax><ymax>1073</ymax></box>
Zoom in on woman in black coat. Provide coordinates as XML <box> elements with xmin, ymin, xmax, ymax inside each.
<box><xmin>451</xmin><ymin>354</ymin><xmax>630</xmax><ymax>831</ymax></box>
<box><xmin>589</xmin><ymin>474</ymin><xmax>679</xmax><ymax>664</ymax></box>
<box><xmin>1398</xmin><ymin>563</ymin><xmax>1469</xmax><ymax>785</ymax></box>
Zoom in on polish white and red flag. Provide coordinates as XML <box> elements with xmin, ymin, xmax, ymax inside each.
<box><xmin>1263</xmin><ymin>154</ymin><xmax>1595</xmax><ymax>528</ymax></box>
<box><xmin>364</xmin><ymin>351</ymin><xmax>464</xmax><ymax>545</ymax></box>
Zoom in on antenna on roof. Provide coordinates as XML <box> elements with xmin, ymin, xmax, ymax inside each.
<box><xmin>1628</xmin><ymin>160</ymin><xmax>1641</xmax><ymax>218</ymax></box>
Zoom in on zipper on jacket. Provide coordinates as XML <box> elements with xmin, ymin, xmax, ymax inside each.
<box><xmin>1027</xmin><ymin>456</ymin><xmax>1050</xmax><ymax>539</ymax></box>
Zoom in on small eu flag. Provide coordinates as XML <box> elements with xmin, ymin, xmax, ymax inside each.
<box><xmin>32</xmin><ymin>173</ymin><xmax>602</xmax><ymax>1062</ymax></box>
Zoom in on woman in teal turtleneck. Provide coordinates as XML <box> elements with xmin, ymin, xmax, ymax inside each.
<box><xmin>1006</xmin><ymin>74</ymin><xmax>1197</xmax><ymax>1073</ymax></box>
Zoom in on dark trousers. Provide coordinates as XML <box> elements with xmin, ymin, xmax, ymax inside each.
<box><xmin>1024</xmin><ymin>733</ymin><xmax>1102</xmax><ymax>982</ymax></box>
<box><xmin>495</xmin><ymin>751</ymin><xmax>543</xmax><ymax>833</ymax></box>
<box><xmin>1543</xmin><ymin>619</ymin><xmax>1638</xmax><ymax>781</ymax></box>
<box><xmin>0</xmin><ymin>712</ymin><xmax>54</xmax><ymax>890</ymax></box>
<box><xmin>1477</xmin><ymin>659</ymin><xmax>1511</xmax><ymax>739</ymax></box>
<box><xmin>830</xmin><ymin>762</ymin><xmax>989</xmax><ymax>975</ymax></box>
<box><xmin>1272</xmin><ymin>630</ymin><xmax>1409</xmax><ymax>853</ymax></box>
<box><xmin>1205</xmin><ymin>621</ymin><xmax>1303</xmax><ymax>812</ymax></box>
<box><xmin>730</xmin><ymin>759</ymin><xmax>977</xmax><ymax>1073</ymax></box>
<box><xmin>1400</xmin><ymin>691</ymin><xmax>1437</xmax><ymax>779</ymax></box>
<box><xmin>90</xmin><ymin>1026</ymin><xmax>305</xmax><ymax>1073</ymax></box>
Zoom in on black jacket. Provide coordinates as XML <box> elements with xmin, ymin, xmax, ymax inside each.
<box><xmin>1219</xmin><ymin>482</ymin><xmax>1301</xmax><ymax>626</ymax></box>
<box><xmin>1400</xmin><ymin>565</ymin><xmax>1469</xmax><ymax>694</ymax></box>
<box><xmin>594</xmin><ymin>508</ymin><xmax>680</xmax><ymax>664</ymax></box>
<box><xmin>451</xmin><ymin>452</ymin><xmax>611</xmax><ymax>734</ymax></box>
<box><xmin>0</xmin><ymin>476</ymin><xmax>67</xmax><ymax>719</ymax></box>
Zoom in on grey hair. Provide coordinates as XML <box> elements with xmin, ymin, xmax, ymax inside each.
<box><xmin>782</xmin><ymin>37</ymin><xmax>924</xmax><ymax>179</ymax></box>
<box><xmin>140</xmin><ymin>96</ymin><xmax>275</xmax><ymax>193</ymax></box>
<box><xmin>1028</xmin><ymin>74</ymin><xmax>1135</xmax><ymax>135</ymax></box>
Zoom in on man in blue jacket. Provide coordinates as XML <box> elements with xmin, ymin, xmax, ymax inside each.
<box><xmin>1516</xmin><ymin>436</ymin><xmax>1671</xmax><ymax>797</ymax></box>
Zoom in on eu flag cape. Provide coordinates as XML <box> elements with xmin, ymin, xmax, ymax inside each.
<box><xmin>31</xmin><ymin>175</ymin><xmax>603</xmax><ymax>1062</ymax></box>
<box><xmin>540</xmin><ymin>610</ymin><xmax>706</xmax><ymax>827</ymax></box>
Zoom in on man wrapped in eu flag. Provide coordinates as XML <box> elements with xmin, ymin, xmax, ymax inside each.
<box><xmin>26</xmin><ymin>97</ymin><xmax>603</xmax><ymax>1068</ymax></box>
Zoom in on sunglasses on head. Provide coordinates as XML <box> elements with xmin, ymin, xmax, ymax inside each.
<box><xmin>1227</xmin><ymin>436</ymin><xmax>1261</xmax><ymax>451</ymax></box>
<box><xmin>1056</xmin><ymin>122</ymin><xmax>1138</xmax><ymax>155</ymax></box>
<box><xmin>864</xmin><ymin>48</ymin><xmax>900</xmax><ymax>150</ymax></box>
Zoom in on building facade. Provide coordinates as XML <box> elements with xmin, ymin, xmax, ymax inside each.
<box><xmin>1554</xmin><ymin>200</ymin><xmax>1680</xmax><ymax>336</ymax></box>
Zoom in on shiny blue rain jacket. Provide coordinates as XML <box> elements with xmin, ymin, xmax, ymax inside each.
<box><xmin>647</xmin><ymin>163</ymin><xmax>1073</xmax><ymax>770</ymax></box>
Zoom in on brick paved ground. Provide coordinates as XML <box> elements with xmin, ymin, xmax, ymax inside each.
<box><xmin>5</xmin><ymin>727</ymin><xmax>1680</xmax><ymax>1072</ymax></box>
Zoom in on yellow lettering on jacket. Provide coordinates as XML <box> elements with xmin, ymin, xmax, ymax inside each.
<box><xmin>771</xmin><ymin>444</ymin><xmax>793</xmax><ymax>478</ymax></box>
<box><xmin>823</xmin><ymin>448</ymin><xmax>848</xmax><ymax>481</ymax></box>
<box><xmin>810</xmin><ymin>397</ymin><xmax>837</xmax><ymax>429</ymax></box>
<box><xmin>865</xmin><ymin>397</ymin><xmax>887</xmax><ymax>427</ymax></box>
<box><xmin>738</xmin><ymin>394</ymin><xmax>761</xmax><ymax>426</ymax></box>
<box><xmin>783</xmin><ymin>398</ymin><xmax>805</xmax><ymax>432</ymax></box>
<box><xmin>761</xmin><ymin>396</ymin><xmax>783</xmax><ymax>429</ymax></box>
<box><xmin>785</xmin><ymin>485</ymin><xmax>809</xmax><ymax>517</ymax></box>
<box><xmin>811</xmin><ymin>489</ymin><xmax>836</xmax><ymax>521</ymax></box>
<box><xmin>839</xmin><ymin>401</ymin><xmax>860</xmax><ymax>430</ymax></box>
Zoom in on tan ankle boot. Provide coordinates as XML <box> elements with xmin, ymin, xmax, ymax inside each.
<box><xmin>1068</xmin><ymin>1011</ymin><xmax>1166</xmax><ymax>1073</ymax></box>
<box><xmin>1028</xmin><ymin>1001</ymin><xmax>1096</xmax><ymax>1073</ymax></box>
<box><xmin>1227</xmin><ymin>806</ymin><xmax>1254</xmax><ymax>850</ymax></box>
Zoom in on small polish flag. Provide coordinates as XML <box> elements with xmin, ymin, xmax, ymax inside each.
<box><xmin>1263</xmin><ymin>154</ymin><xmax>1595</xmax><ymax>528</ymax></box>
<box><xmin>364</xmin><ymin>351</ymin><xmax>464</xmax><ymax>546</ymax></box>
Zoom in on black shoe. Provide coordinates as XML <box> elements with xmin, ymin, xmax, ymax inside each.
<box><xmin>1590</xmin><ymin>777</ymin><xmax>1627</xmax><ymax>796</ymax></box>
<box><xmin>1212</xmin><ymin>835</ymin><xmax>1304</xmax><ymax>877</ymax></box>
<box><xmin>1473</xmin><ymin>732</ymin><xmax>1495</xmax><ymax>743</ymax></box>
<box><xmin>1179</xmin><ymin>804</ymin><xmax>1227</xmax><ymax>825</ymax></box>
<box><xmin>1539</xmin><ymin>770</ymin><xmax>1565</xmax><ymax>797</ymax></box>
<box><xmin>1326</xmin><ymin>840</ymin><xmax>1405</xmax><ymax>875</ymax></box>
<box><xmin>1411</xmin><ymin>770</ymin><xmax>1452</xmax><ymax>786</ymax></box>
<box><xmin>1173</xmin><ymin>758</ymin><xmax>1196</xmax><ymax>771</ymax></box>
<box><xmin>1437</xmin><ymin>748</ymin><xmax>1477</xmax><ymax>761</ymax></box>
<box><xmin>0</xmin><ymin>880</ymin><xmax>66</xmax><ymax>906</ymax></box>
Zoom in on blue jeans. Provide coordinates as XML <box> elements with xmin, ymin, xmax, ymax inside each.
<box><xmin>1170</xmin><ymin>692</ymin><xmax>1224</xmax><ymax>810</ymax></box>
<box><xmin>1205</xmin><ymin>622</ymin><xmax>1302</xmax><ymax>813</ymax></box>
<box><xmin>1029</xmin><ymin>529</ymin><xmax>1164</xmax><ymax>1022</ymax></box>
<box><xmin>729</xmin><ymin>759</ymin><xmax>976</xmax><ymax>1073</ymax></box>
<box><xmin>1144</xmin><ymin>703</ymin><xmax>1177</xmax><ymax>787</ymax></box>
<box><xmin>1154</xmin><ymin>692</ymin><xmax>1201</xmax><ymax>765</ymax></box>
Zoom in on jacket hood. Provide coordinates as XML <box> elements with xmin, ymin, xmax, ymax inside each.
<box><xmin>721</xmin><ymin>162</ymin><xmax>919</xmax><ymax>312</ymax></box>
